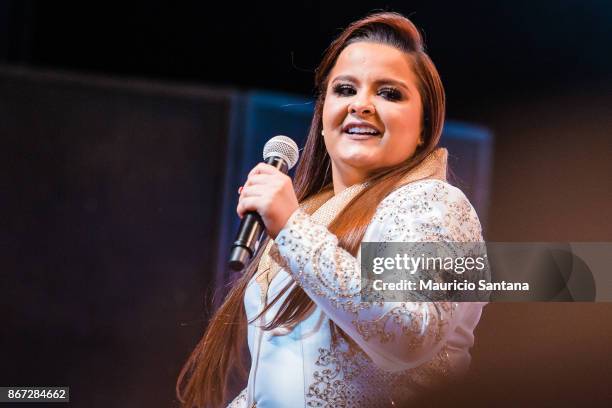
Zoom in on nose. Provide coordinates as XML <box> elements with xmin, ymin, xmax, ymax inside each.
<box><xmin>348</xmin><ymin>94</ymin><xmax>376</xmax><ymax>116</ymax></box>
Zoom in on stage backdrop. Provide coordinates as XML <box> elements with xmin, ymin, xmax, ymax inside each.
<box><xmin>1</xmin><ymin>65</ymin><xmax>492</xmax><ymax>407</ymax></box>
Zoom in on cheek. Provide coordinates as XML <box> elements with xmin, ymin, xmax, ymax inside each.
<box><xmin>384</xmin><ymin>106</ymin><xmax>422</xmax><ymax>139</ymax></box>
<box><xmin>385</xmin><ymin>104</ymin><xmax>418</xmax><ymax>129</ymax></box>
<box><xmin>381</xmin><ymin>107</ymin><xmax>422</xmax><ymax>157</ymax></box>
<box><xmin>322</xmin><ymin>98</ymin><xmax>347</xmax><ymax>128</ymax></box>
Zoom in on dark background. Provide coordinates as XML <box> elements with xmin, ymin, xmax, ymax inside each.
<box><xmin>2</xmin><ymin>1</ymin><xmax>612</xmax><ymax>407</ymax></box>
<box><xmin>3</xmin><ymin>1</ymin><xmax>612</xmax><ymax>117</ymax></box>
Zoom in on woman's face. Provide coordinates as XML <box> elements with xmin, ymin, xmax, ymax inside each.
<box><xmin>322</xmin><ymin>41</ymin><xmax>424</xmax><ymax>186</ymax></box>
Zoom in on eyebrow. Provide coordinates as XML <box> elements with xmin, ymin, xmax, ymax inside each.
<box><xmin>330</xmin><ymin>75</ymin><xmax>412</xmax><ymax>94</ymax></box>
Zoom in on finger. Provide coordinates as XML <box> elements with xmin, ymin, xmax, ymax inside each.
<box><xmin>236</xmin><ymin>196</ymin><xmax>259</xmax><ymax>218</ymax></box>
<box><xmin>237</xmin><ymin>186</ymin><xmax>243</xmax><ymax>194</ymax></box>
<box><xmin>240</xmin><ymin>185</ymin><xmax>254</xmax><ymax>198</ymax></box>
<box><xmin>245</xmin><ymin>173</ymin><xmax>273</xmax><ymax>186</ymax></box>
<box><xmin>242</xmin><ymin>184</ymin><xmax>269</xmax><ymax>198</ymax></box>
<box><xmin>255</xmin><ymin>162</ymin><xmax>278</xmax><ymax>174</ymax></box>
<box><xmin>248</xmin><ymin>162</ymin><xmax>277</xmax><ymax>178</ymax></box>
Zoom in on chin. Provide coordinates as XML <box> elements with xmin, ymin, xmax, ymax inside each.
<box><xmin>339</xmin><ymin>155</ymin><xmax>378</xmax><ymax>170</ymax></box>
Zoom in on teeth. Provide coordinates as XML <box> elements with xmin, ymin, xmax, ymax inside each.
<box><xmin>346</xmin><ymin>126</ymin><xmax>379</xmax><ymax>135</ymax></box>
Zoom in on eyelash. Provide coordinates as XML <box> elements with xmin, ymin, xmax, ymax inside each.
<box><xmin>332</xmin><ymin>83</ymin><xmax>403</xmax><ymax>101</ymax></box>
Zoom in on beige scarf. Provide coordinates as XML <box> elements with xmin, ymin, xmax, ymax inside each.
<box><xmin>255</xmin><ymin>148</ymin><xmax>449</xmax><ymax>292</ymax></box>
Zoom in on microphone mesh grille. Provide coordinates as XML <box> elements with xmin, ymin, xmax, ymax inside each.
<box><xmin>263</xmin><ymin>135</ymin><xmax>299</xmax><ymax>170</ymax></box>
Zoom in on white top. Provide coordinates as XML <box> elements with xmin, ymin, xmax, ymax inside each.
<box><xmin>228</xmin><ymin>179</ymin><xmax>486</xmax><ymax>408</ymax></box>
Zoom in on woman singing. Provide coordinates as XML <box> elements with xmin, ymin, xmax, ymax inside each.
<box><xmin>178</xmin><ymin>12</ymin><xmax>485</xmax><ymax>408</ymax></box>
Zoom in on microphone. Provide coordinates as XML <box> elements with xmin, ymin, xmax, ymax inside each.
<box><xmin>228</xmin><ymin>135</ymin><xmax>299</xmax><ymax>271</ymax></box>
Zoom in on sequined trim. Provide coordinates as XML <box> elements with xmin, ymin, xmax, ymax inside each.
<box><xmin>226</xmin><ymin>388</ymin><xmax>248</xmax><ymax>408</ymax></box>
<box><xmin>306</xmin><ymin>338</ymin><xmax>452</xmax><ymax>408</ymax></box>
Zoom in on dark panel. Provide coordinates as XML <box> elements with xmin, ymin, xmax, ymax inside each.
<box><xmin>0</xmin><ymin>66</ymin><xmax>232</xmax><ymax>407</ymax></box>
<box><xmin>440</xmin><ymin>122</ymin><xmax>493</xmax><ymax>231</ymax></box>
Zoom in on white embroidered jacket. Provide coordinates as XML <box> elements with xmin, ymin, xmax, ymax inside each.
<box><xmin>229</xmin><ymin>179</ymin><xmax>486</xmax><ymax>408</ymax></box>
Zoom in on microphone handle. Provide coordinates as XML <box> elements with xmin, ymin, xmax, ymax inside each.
<box><xmin>228</xmin><ymin>156</ymin><xmax>289</xmax><ymax>271</ymax></box>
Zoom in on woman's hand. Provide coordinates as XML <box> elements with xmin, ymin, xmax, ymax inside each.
<box><xmin>236</xmin><ymin>163</ymin><xmax>299</xmax><ymax>239</ymax></box>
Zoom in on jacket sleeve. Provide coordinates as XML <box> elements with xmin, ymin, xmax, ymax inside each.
<box><xmin>270</xmin><ymin>180</ymin><xmax>484</xmax><ymax>371</ymax></box>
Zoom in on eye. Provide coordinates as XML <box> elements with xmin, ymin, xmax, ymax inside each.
<box><xmin>332</xmin><ymin>83</ymin><xmax>356</xmax><ymax>97</ymax></box>
<box><xmin>378</xmin><ymin>87</ymin><xmax>403</xmax><ymax>101</ymax></box>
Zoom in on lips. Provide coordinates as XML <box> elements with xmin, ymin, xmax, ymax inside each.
<box><xmin>341</xmin><ymin>122</ymin><xmax>382</xmax><ymax>136</ymax></box>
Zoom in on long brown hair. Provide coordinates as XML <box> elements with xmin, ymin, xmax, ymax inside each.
<box><xmin>177</xmin><ymin>12</ymin><xmax>446</xmax><ymax>407</ymax></box>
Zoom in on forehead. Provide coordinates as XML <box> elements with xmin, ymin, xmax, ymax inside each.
<box><xmin>330</xmin><ymin>41</ymin><xmax>417</xmax><ymax>84</ymax></box>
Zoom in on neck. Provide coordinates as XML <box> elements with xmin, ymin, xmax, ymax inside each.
<box><xmin>331</xmin><ymin>162</ymin><xmax>369</xmax><ymax>195</ymax></box>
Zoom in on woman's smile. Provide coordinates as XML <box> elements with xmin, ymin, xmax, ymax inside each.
<box><xmin>342</xmin><ymin>121</ymin><xmax>383</xmax><ymax>139</ymax></box>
